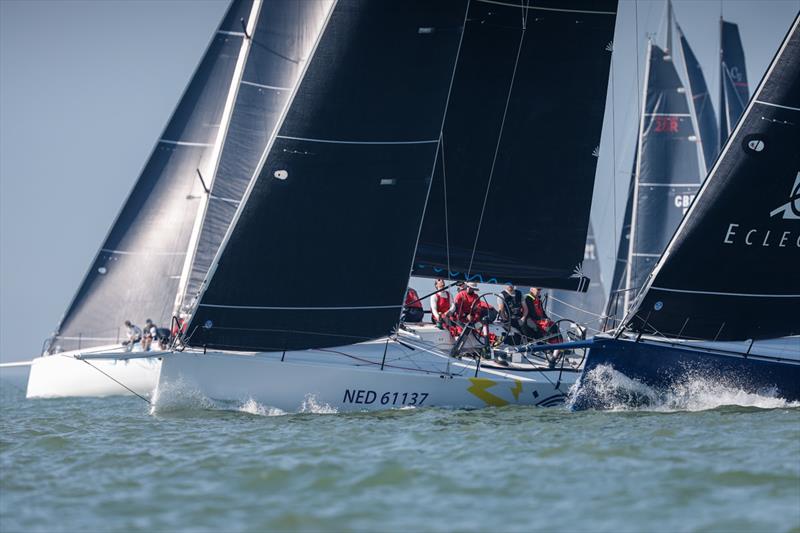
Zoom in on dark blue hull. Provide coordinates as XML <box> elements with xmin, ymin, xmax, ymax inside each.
<box><xmin>571</xmin><ymin>337</ymin><xmax>800</xmax><ymax>410</ymax></box>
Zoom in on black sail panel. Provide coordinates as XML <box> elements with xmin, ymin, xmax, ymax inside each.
<box><xmin>720</xmin><ymin>20</ymin><xmax>750</xmax><ymax>145</ymax></box>
<box><xmin>547</xmin><ymin>224</ymin><xmax>606</xmax><ymax>332</ymax></box>
<box><xmin>413</xmin><ymin>0</ymin><xmax>618</xmax><ymax>290</ymax></box>
<box><xmin>627</xmin><ymin>43</ymin><xmax>702</xmax><ymax>303</ymax></box>
<box><xmin>678</xmin><ymin>26</ymin><xmax>719</xmax><ymax>172</ymax></box>
<box><xmin>629</xmin><ymin>16</ymin><xmax>800</xmax><ymax>341</ymax></box>
<box><xmin>187</xmin><ymin>0</ymin><xmax>469</xmax><ymax>352</ymax></box>
<box><xmin>51</xmin><ymin>0</ymin><xmax>253</xmax><ymax>352</ymax></box>
<box><xmin>183</xmin><ymin>0</ymin><xmax>333</xmax><ymax>308</ymax></box>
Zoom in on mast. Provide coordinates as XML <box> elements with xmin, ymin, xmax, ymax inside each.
<box><xmin>624</xmin><ymin>38</ymin><xmax>652</xmax><ymax>313</ymax></box>
<box><xmin>719</xmin><ymin>16</ymin><xmax>728</xmax><ymax>152</ymax></box>
<box><xmin>174</xmin><ymin>0</ymin><xmax>263</xmax><ymax>315</ymax></box>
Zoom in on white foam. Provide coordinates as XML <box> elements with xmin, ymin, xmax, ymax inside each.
<box><xmin>149</xmin><ymin>378</ymin><xmax>215</xmax><ymax>414</ymax></box>
<box><xmin>299</xmin><ymin>394</ymin><xmax>338</xmax><ymax>414</ymax></box>
<box><xmin>568</xmin><ymin>364</ymin><xmax>799</xmax><ymax>412</ymax></box>
<box><xmin>237</xmin><ymin>398</ymin><xmax>286</xmax><ymax>417</ymax></box>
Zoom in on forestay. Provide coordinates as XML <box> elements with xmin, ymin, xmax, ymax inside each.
<box><xmin>625</xmin><ymin>42</ymin><xmax>702</xmax><ymax>309</ymax></box>
<box><xmin>719</xmin><ymin>20</ymin><xmax>750</xmax><ymax>150</ymax></box>
<box><xmin>181</xmin><ymin>0</ymin><xmax>334</xmax><ymax>309</ymax></box>
<box><xmin>627</xmin><ymin>15</ymin><xmax>800</xmax><ymax>341</ymax></box>
<box><xmin>51</xmin><ymin>0</ymin><xmax>254</xmax><ymax>352</ymax></box>
<box><xmin>412</xmin><ymin>0</ymin><xmax>617</xmax><ymax>290</ymax></box>
<box><xmin>186</xmin><ymin>0</ymin><xmax>469</xmax><ymax>352</ymax></box>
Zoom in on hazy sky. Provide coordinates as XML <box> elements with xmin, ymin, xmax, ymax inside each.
<box><xmin>1</xmin><ymin>0</ymin><xmax>798</xmax><ymax>362</ymax></box>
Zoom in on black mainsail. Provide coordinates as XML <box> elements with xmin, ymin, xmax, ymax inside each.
<box><xmin>412</xmin><ymin>0</ymin><xmax>618</xmax><ymax>290</ymax></box>
<box><xmin>719</xmin><ymin>19</ymin><xmax>750</xmax><ymax>150</ymax></box>
<box><xmin>186</xmin><ymin>1</ymin><xmax>470</xmax><ymax>352</ymax></box>
<box><xmin>180</xmin><ymin>0</ymin><xmax>334</xmax><ymax>310</ymax></box>
<box><xmin>51</xmin><ymin>0</ymin><xmax>255</xmax><ymax>352</ymax></box>
<box><xmin>627</xmin><ymin>14</ymin><xmax>800</xmax><ymax>341</ymax></box>
<box><xmin>624</xmin><ymin>41</ymin><xmax>703</xmax><ymax>310</ymax></box>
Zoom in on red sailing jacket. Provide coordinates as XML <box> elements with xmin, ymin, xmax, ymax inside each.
<box><xmin>405</xmin><ymin>288</ymin><xmax>423</xmax><ymax>309</ymax></box>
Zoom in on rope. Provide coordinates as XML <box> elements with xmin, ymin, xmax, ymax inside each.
<box><xmin>440</xmin><ymin>135</ymin><xmax>452</xmax><ymax>276</ymax></box>
<box><xmin>467</xmin><ymin>1</ymin><xmax>529</xmax><ymax>276</ymax></box>
<box><xmin>77</xmin><ymin>357</ymin><xmax>151</xmax><ymax>405</ymax></box>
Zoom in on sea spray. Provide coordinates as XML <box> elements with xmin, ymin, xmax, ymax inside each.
<box><xmin>568</xmin><ymin>364</ymin><xmax>799</xmax><ymax>412</ymax></box>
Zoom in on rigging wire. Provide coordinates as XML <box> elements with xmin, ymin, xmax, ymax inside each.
<box><xmin>467</xmin><ymin>0</ymin><xmax>530</xmax><ymax>277</ymax></box>
<box><xmin>440</xmin><ymin>135</ymin><xmax>452</xmax><ymax>277</ymax></box>
<box><xmin>76</xmin><ymin>356</ymin><xmax>151</xmax><ymax>405</ymax></box>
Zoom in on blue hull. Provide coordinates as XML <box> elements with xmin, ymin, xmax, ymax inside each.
<box><xmin>571</xmin><ymin>337</ymin><xmax>800</xmax><ymax>410</ymax></box>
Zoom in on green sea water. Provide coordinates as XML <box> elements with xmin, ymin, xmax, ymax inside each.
<box><xmin>1</xmin><ymin>374</ymin><xmax>799</xmax><ymax>533</ymax></box>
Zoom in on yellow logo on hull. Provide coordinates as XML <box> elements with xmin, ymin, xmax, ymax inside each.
<box><xmin>467</xmin><ymin>378</ymin><xmax>509</xmax><ymax>407</ymax></box>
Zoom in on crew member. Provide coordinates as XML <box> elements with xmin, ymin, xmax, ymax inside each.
<box><xmin>521</xmin><ymin>287</ymin><xmax>563</xmax><ymax>364</ymax></box>
<box><xmin>402</xmin><ymin>287</ymin><xmax>424</xmax><ymax>323</ymax></box>
<box><xmin>451</xmin><ymin>282</ymin><xmax>481</xmax><ymax>323</ymax></box>
<box><xmin>497</xmin><ymin>282</ymin><xmax>524</xmax><ymax>344</ymax></box>
<box><xmin>123</xmin><ymin>320</ymin><xmax>142</xmax><ymax>351</ymax></box>
<box><xmin>429</xmin><ymin>279</ymin><xmax>452</xmax><ymax>327</ymax></box>
<box><xmin>141</xmin><ymin>319</ymin><xmax>157</xmax><ymax>351</ymax></box>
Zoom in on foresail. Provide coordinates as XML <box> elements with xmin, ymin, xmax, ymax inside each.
<box><xmin>51</xmin><ymin>0</ymin><xmax>253</xmax><ymax>353</ymax></box>
<box><xmin>604</xmin><ymin>157</ymin><xmax>635</xmax><ymax>327</ymax></box>
<box><xmin>625</xmin><ymin>42</ymin><xmax>702</xmax><ymax>310</ymax></box>
<box><xmin>412</xmin><ymin>0</ymin><xmax>618</xmax><ymax>290</ymax></box>
<box><xmin>186</xmin><ymin>1</ymin><xmax>469</xmax><ymax>352</ymax></box>
<box><xmin>719</xmin><ymin>20</ymin><xmax>750</xmax><ymax>149</ymax></box>
<box><xmin>181</xmin><ymin>0</ymin><xmax>334</xmax><ymax>310</ymax></box>
<box><xmin>627</xmin><ymin>15</ymin><xmax>800</xmax><ymax>341</ymax></box>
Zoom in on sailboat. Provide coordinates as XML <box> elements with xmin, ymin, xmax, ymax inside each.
<box><xmin>137</xmin><ymin>0</ymin><xmax>620</xmax><ymax>412</ymax></box>
<box><xmin>25</xmin><ymin>0</ymin><xmax>333</xmax><ymax>398</ymax></box>
<box><xmin>570</xmin><ymin>13</ymin><xmax>800</xmax><ymax>409</ymax></box>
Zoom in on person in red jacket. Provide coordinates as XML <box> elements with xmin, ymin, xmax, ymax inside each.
<box><xmin>402</xmin><ymin>287</ymin><xmax>424</xmax><ymax>323</ymax></box>
<box><xmin>521</xmin><ymin>287</ymin><xmax>563</xmax><ymax>366</ymax></box>
<box><xmin>451</xmin><ymin>282</ymin><xmax>481</xmax><ymax>323</ymax></box>
<box><xmin>429</xmin><ymin>278</ymin><xmax>452</xmax><ymax>328</ymax></box>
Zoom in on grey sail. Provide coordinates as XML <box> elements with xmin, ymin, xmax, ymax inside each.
<box><xmin>51</xmin><ymin>0</ymin><xmax>255</xmax><ymax>352</ymax></box>
<box><xmin>602</xmin><ymin>156</ymin><xmax>636</xmax><ymax>329</ymax></box>
<box><xmin>547</xmin><ymin>223</ymin><xmax>606</xmax><ymax>333</ymax></box>
<box><xmin>627</xmin><ymin>14</ymin><xmax>800</xmax><ymax>341</ymax></box>
<box><xmin>412</xmin><ymin>0</ymin><xmax>618</xmax><ymax>290</ymax></box>
<box><xmin>181</xmin><ymin>0</ymin><xmax>334</xmax><ymax>309</ymax></box>
<box><xmin>624</xmin><ymin>41</ymin><xmax>703</xmax><ymax>310</ymax></box>
<box><xmin>186</xmin><ymin>1</ymin><xmax>470</xmax><ymax>352</ymax></box>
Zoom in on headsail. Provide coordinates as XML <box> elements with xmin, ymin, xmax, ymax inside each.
<box><xmin>186</xmin><ymin>1</ymin><xmax>470</xmax><ymax>352</ymax></box>
<box><xmin>627</xmin><ymin>15</ymin><xmax>800</xmax><ymax>341</ymax></box>
<box><xmin>51</xmin><ymin>0</ymin><xmax>254</xmax><ymax>352</ymax></box>
<box><xmin>546</xmin><ymin>223</ymin><xmax>606</xmax><ymax>333</ymax></box>
<box><xmin>719</xmin><ymin>19</ymin><xmax>750</xmax><ymax>149</ymax></box>
<box><xmin>180</xmin><ymin>0</ymin><xmax>334</xmax><ymax>310</ymax></box>
<box><xmin>677</xmin><ymin>23</ymin><xmax>719</xmax><ymax>173</ymax></box>
<box><xmin>603</xmin><ymin>157</ymin><xmax>636</xmax><ymax>328</ymax></box>
<box><xmin>412</xmin><ymin>0</ymin><xmax>618</xmax><ymax>290</ymax></box>
<box><xmin>625</xmin><ymin>41</ymin><xmax>703</xmax><ymax>310</ymax></box>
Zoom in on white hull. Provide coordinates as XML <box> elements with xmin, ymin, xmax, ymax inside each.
<box><xmin>155</xmin><ymin>329</ymin><xmax>580</xmax><ymax>412</ymax></box>
<box><xmin>26</xmin><ymin>348</ymin><xmax>160</xmax><ymax>399</ymax></box>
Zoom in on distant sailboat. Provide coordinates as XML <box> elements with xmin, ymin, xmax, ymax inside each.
<box><xmin>719</xmin><ymin>18</ymin><xmax>750</xmax><ymax>151</ymax></box>
<box><xmin>26</xmin><ymin>0</ymin><xmax>333</xmax><ymax>398</ymax></box>
<box><xmin>572</xmin><ymin>14</ymin><xmax>800</xmax><ymax>408</ymax></box>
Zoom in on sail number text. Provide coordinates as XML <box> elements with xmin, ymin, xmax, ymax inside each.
<box><xmin>343</xmin><ymin>389</ymin><xmax>428</xmax><ymax>406</ymax></box>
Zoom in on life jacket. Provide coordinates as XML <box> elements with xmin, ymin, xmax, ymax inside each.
<box><xmin>434</xmin><ymin>291</ymin><xmax>451</xmax><ymax>315</ymax></box>
<box><xmin>524</xmin><ymin>293</ymin><xmax>547</xmax><ymax>321</ymax></box>
<box><xmin>405</xmin><ymin>288</ymin><xmax>423</xmax><ymax>309</ymax></box>
<box><xmin>453</xmin><ymin>290</ymin><xmax>480</xmax><ymax>322</ymax></box>
<box><xmin>500</xmin><ymin>289</ymin><xmax>522</xmax><ymax>318</ymax></box>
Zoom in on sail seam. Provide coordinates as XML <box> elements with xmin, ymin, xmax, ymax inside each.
<box><xmin>638</xmin><ymin>182</ymin><xmax>701</xmax><ymax>187</ymax></box>
<box><xmin>199</xmin><ymin>304</ymin><xmax>401</xmax><ymax>310</ymax></box>
<box><xmin>755</xmin><ymin>100</ymin><xmax>800</xmax><ymax>112</ymax></box>
<box><xmin>100</xmin><ymin>248</ymin><xmax>185</xmax><ymax>256</ymax></box>
<box><xmin>476</xmin><ymin>0</ymin><xmax>615</xmax><ymax>15</ymax></box>
<box><xmin>644</xmin><ymin>112</ymin><xmax>691</xmax><ymax>117</ymax></box>
<box><xmin>651</xmin><ymin>287</ymin><xmax>800</xmax><ymax>298</ymax></box>
<box><xmin>275</xmin><ymin>135</ymin><xmax>439</xmax><ymax>145</ymax></box>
